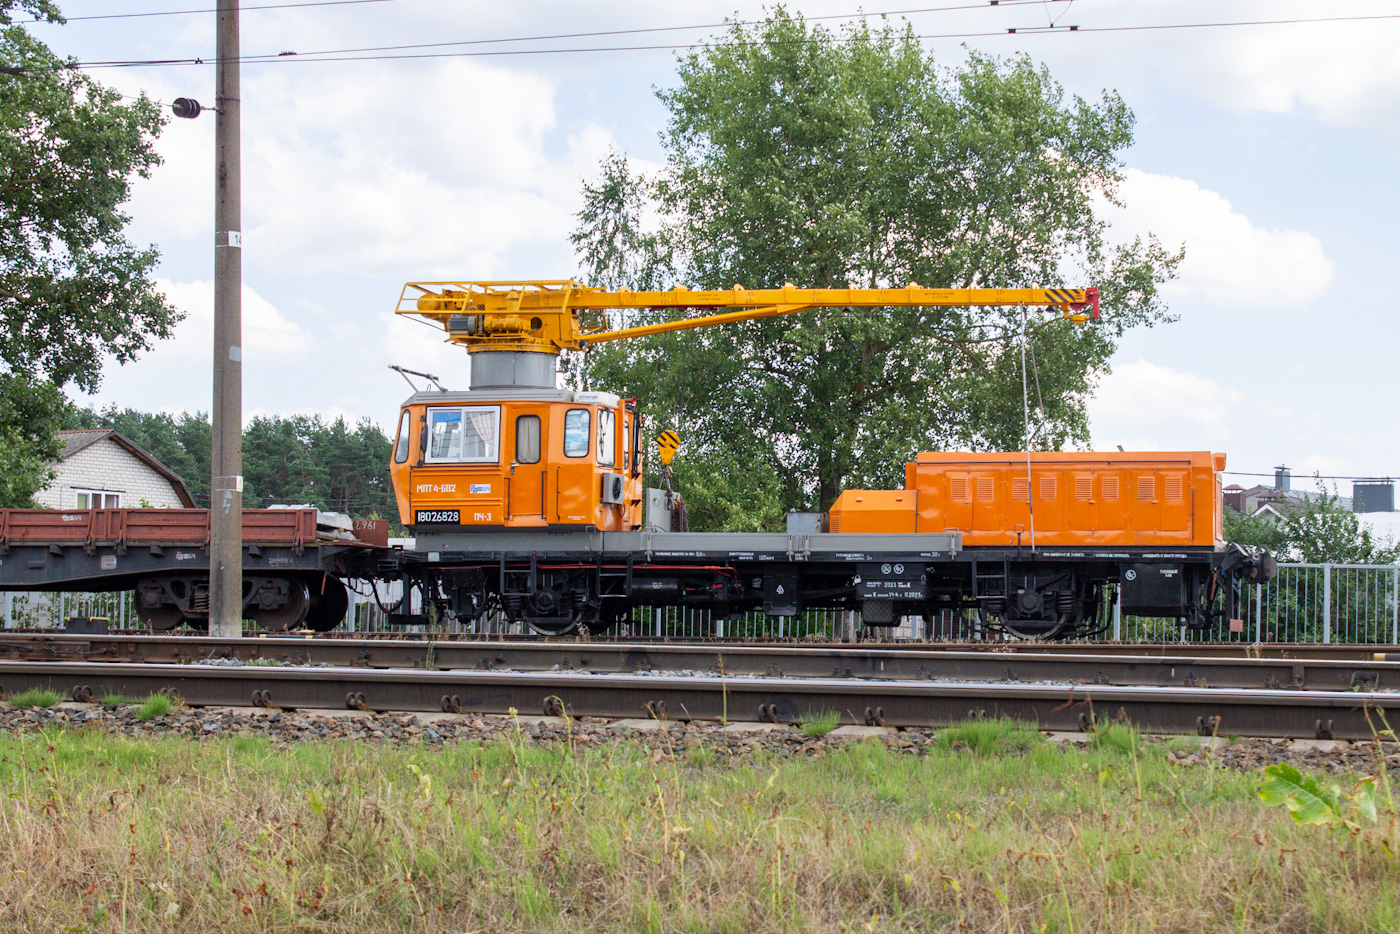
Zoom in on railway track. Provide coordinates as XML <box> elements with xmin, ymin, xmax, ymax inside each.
<box><xmin>0</xmin><ymin>632</ymin><xmax>1396</xmax><ymax>692</ymax></box>
<box><xmin>5</xmin><ymin>629</ymin><xmax>1396</xmax><ymax>661</ymax></box>
<box><xmin>1</xmin><ymin>659</ymin><xmax>1396</xmax><ymax>740</ymax></box>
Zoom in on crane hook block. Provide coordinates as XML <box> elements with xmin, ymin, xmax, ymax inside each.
<box><xmin>657</xmin><ymin>431</ymin><xmax>681</xmax><ymax>466</ymax></box>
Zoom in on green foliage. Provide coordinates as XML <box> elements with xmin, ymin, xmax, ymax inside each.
<box><xmin>573</xmin><ymin>10</ymin><xmax>1179</xmax><ymax>526</ymax></box>
<box><xmin>0</xmin><ymin>21</ymin><xmax>178</xmax><ymax>390</ymax></box>
<box><xmin>9</xmin><ymin>687</ymin><xmax>59</xmax><ymax>708</ymax></box>
<box><xmin>134</xmin><ymin>693</ymin><xmax>174</xmax><ymax>721</ymax></box>
<box><xmin>1225</xmin><ymin>484</ymin><xmax>1400</xmax><ymax>564</ymax></box>
<box><xmin>936</xmin><ymin>716</ymin><xmax>1044</xmax><ymax>755</ymax></box>
<box><xmin>99</xmin><ymin>693</ymin><xmax>134</xmax><ymax>706</ymax></box>
<box><xmin>1089</xmin><ymin>722</ymin><xmax>1140</xmax><ymax>755</ymax></box>
<box><xmin>799</xmin><ymin>709</ymin><xmax>840</xmax><ymax>738</ymax></box>
<box><xmin>0</xmin><ymin>372</ymin><xmax>68</xmax><ymax>505</ymax></box>
<box><xmin>62</xmin><ymin>406</ymin><xmax>394</xmax><ymax>517</ymax></box>
<box><xmin>1</xmin><ymin>8</ymin><xmax>178</xmax><ymax>505</ymax></box>
<box><xmin>1258</xmin><ymin>762</ymin><xmax>1377</xmax><ymax>832</ymax></box>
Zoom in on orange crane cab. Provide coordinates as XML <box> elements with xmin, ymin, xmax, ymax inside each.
<box><xmin>390</xmin><ymin>389</ymin><xmax>644</xmax><ymax>531</ymax></box>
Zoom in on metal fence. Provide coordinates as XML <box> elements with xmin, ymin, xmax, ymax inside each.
<box><xmin>1111</xmin><ymin>562</ymin><xmax>1400</xmax><ymax>645</ymax></box>
<box><xmin>4</xmin><ymin>562</ymin><xmax>1397</xmax><ymax>643</ymax></box>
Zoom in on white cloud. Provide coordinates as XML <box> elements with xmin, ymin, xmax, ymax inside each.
<box><xmin>1034</xmin><ymin>0</ymin><xmax>1400</xmax><ymax>132</ymax></box>
<box><xmin>1101</xmin><ymin>169</ymin><xmax>1333</xmax><ymax>309</ymax></box>
<box><xmin>159</xmin><ymin>279</ymin><xmax>312</xmax><ymax>360</ymax></box>
<box><xmin>1088</xmin><ymin>360</ymin><xmax>1244</xmax><ymax>451</ymax></box>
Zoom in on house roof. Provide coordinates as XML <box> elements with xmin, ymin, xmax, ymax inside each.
<box><xmin>55</xmin><ymin>429</ymin><xmax>197</xmax><ymax>508</ymax></box>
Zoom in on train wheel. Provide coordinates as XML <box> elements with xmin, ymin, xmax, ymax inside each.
<box><xmin>979</xmin><ymin>609</ymin><xmax>1071</xmax><ymax>641</ymax></box>
<box><xmin>526</xmin><ymin>617</ymin><xmax>579</xmax><ymax>636</ymax></box>
<box><xmin>140</xmin><ymin>604</ymin><xmax>185</xmax><ymax>631</ymax></box>
<box><xmin>302</xmin><ymin>577</ymin><xmax>350</xmax><ymax>633</ymax></box>
<box><xmin>248</xmin><ymin>579</ymin><xmax>312</xmax><ymax>633</ymax></box>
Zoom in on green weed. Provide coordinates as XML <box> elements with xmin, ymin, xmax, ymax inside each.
<box><xmin>1089</xmin><ymin>721</ymin><xmax>1141</xmax><ymax>755</ymax></box>
<box><xmin>936</xmin><ymin>716</ymin><xmax>1044</xmax><ymax>755</ymax></box>
<box><xmin>799</xmin><ymin>708</ymin><xmax>840</xmax><ymax>738</ymax></box>
<box><xmin>134</xmin><ymin>693</ymin><xmax>177</xmax><ymax>721</ymax></box>
<box><xmin>9</xmin><ymin>687</ymin><xmax>60</xmax><ymax>708</ymax></box>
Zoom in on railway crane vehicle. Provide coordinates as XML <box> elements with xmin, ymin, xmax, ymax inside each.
<box><xmin>382</xmin><ymin>280</ymin><xmax>1270</xmax><ymax>639</ymax></box>
<box><xmin>0</xmin><ymin>279</ymin><xmax>1272</xmax><ymax>639</ymax></box>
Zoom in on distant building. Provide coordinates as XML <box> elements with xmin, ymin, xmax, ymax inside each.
<box><xmin>1353</xmin><ymin>480</ymin><xmax>1395</xmax><ymax>514</ymax></box>
<box><xmin>34</xmin><ymin>430</ymin><xmax>195</xmax><ymax>510</ymax></box>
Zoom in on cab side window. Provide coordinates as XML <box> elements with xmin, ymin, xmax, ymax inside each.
<box><xmin>393</xmin><ymin>410</ymin><xmax>411</xmax><ymax>464</ymax></box>
<box><xmin>516</xmin><ymin>415</ymin><xmax>541</xmax><ymax>464</ymax></box>
<box><xmin>597</xmin><ymin>409</ymin><xmax>616</xmax><ymax>467</ymax></box>
<box><xmin>564</xmin><ymin>409</ymin><xmax>591</xmax><ymax>458</ymax></box>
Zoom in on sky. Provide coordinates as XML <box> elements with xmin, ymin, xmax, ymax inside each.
<box><xmin>18</xmin><ymin>0</ymin><xmax>1400</xmax><ymax>507</ymax></box>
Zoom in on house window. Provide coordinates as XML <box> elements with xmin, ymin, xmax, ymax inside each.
<box><xmin>425</xmin><ymin>406</ymin><xmax>500</xmax><ymax>463</ymax></box>
<box><xmin>75</xmin><ymin>489</ymin><xmax>120</xmax><ymax>509</ymax></box>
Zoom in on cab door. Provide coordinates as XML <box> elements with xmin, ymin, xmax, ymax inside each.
<box><xmin>507</xmin><ymin>406</ymin><xmax>549</xmax><ymax>527</ymax></box>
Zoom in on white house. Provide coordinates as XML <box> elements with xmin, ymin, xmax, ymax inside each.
<box><xmin>33</xmin><ymin>430</ymin><xmax>195</xmax><ymax>510</ymax></box>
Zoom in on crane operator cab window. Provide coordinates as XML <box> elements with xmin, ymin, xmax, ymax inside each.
<box><xmin>393</xmin><ymin>410</ymin><xmax>411</xmax><ymax>463</ymax></box>
<box><xmin>597</xmin><ymin>409</ymin><xmax>616</xmax><ymax>467</ymax></box>
<box><xmin>564</xmin><ymin>409</ymin><xmax>591</xmax><ymax>458</ymax></box>
<box><xmin>426</xmin><ymin>406</ymin><xmax>500</xmax><ymax>462</ymax></box>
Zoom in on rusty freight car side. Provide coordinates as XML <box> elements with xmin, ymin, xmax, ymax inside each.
<box><xmin>0</xmin><ymin>508</ymin><xmax>380</xmax><ymax>632</ymax></box>
<box><xmin>830</xmin><ymin>452</ymin><xmax>1225</xmax><ymax>548</ymax></box>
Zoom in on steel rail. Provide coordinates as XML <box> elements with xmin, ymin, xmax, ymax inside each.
<box><xmin>0</xmin><ymin>633</ymin><xmax>1396</xmax><ymax>692</ymax></box>
<box><xmin>4</xmin><ymin>629</ymin><xmax>1397</xmax><ymax>661</ymax></box>
<box><xmin>0</xmin><ymin>660</ymin><xmax>1395</xmax><ymax>740</ymax></box>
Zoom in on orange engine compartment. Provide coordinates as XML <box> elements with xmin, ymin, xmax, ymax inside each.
<box><xmin>829</xmin><ymin>451</ymin><xmax>1225</xmax><ymax>548</ymax></box>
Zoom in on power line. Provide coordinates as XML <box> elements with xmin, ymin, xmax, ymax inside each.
<box><xmin>29</xmin><ymin>0</ymin><xmax>405</xmax><ymax>22</ymax></box>
<box><xmin>232</xmin><ymin>0</ymin><xmax>1045</xmax><ymax>62</ymax></box>
<box><xmin>68</xmin><ymin>11</ymin><xmax>1400</xmax><ymax>70</ymax></box>
<box><xmin>1225</xmin><ymin>471</ymin><xmax>1396</xmax><ymax>483</ymax></box>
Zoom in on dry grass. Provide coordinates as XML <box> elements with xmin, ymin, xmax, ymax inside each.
<box><xmin>0</xmin><ymin>722</ymin><xmax>1394</xmax><ymax>933</ymax></box>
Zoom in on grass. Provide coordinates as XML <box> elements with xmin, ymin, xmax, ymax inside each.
<box><xmin>134</xmin><ymin>693</ymin><xmax>177</xmax><ymax>721</ymax></box>
<box><xmin>0</xmin><ymin>723</ymin><xmax>1394</xmax><ymax>932</ymax></box>
<box><xmin>100</xmin><ymin>693</ymin><xmax>136</xmax><ymax>706</ymax></box>
<box><xmin>799</xmin><ymin>708</ymin><xmax>840</xmax><ymax>738</ymax></box>
<box><xmin>8</xmin><ymin>687</ymin><xmax>60</xmax><ymax>709</ymax></box>
<box><xmin>936</xmin><ymin>715</ymin><xmax>1044</xmax><ymax>755</ymax></box>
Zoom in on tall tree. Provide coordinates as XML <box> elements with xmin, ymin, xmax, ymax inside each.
<box><xmin>0</xmin><ymin>0</ymin><xmax>178</xmax><ymax>504</ymax></box>
<box><xmin>573</xmin><ymin>11</ymin><xmax>1180</xmax><ymax>528</ymax></box>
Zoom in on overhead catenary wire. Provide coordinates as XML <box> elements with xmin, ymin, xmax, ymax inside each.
<box><xmin>60</xmin><ymin>11</ymin><xmax>1400</xmax><ymax>70</ymax></box>
<box><xmin>25</xmin><ymin>0</ymin><xmax>406</xmax><ymax>22</ymax></box>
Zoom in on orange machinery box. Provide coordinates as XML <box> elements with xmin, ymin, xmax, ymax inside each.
<box><xmin>828</xmin><ymin>451</ymin><xmax>1225</xmax><ymax>548</ymax></box>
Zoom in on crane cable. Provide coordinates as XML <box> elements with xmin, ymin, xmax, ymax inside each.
<box><xmin>1020</xmin><ymin>304</ymin><xmax>1035</xmax><ymax>553</ymax></box>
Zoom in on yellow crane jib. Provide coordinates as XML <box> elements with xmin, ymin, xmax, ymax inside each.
<box><xmin>396</xmin><ymin>280</ymin><xmax>1100</xmax><ymax>355</ymax></box>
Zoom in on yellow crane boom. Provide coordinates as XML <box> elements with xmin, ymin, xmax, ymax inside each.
<box><xmin>397</xmin><ymin>280</ymin><xmax>1099</xmax><ymax>355</ymax></box>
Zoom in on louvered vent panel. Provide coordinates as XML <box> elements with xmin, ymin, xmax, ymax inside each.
<box><xmin>1102</xmin><ymin>476</ymin><xmax>1119</xmax><ymax>500</ymax></box>
<box><xmin>1165</xmin><ymin>476</ymin><xmax>1184</xmax><ymax>501</ymax></box>
<box><xmin>1040</xmin><ymin>477</ymin><xmax>1056</xmax><ymax>500</ymax></box>
<box><xmin>1012</xmin><ymin>478</ymin><xmax>1030</xmax><ymax>502</ymax></box>
<box><xmin>1138</xmin><ymin>476</ymin><xmax>1155</xmax><ymax>501</ymax></box>
<box><xmin>977</xmin><ymin>477</ymin><xmax>994</xmax><ymax>501</ymax></box>
<box><xmin>950</xmin><ymin>477</ymin><xmax>969</xmax><ymax>502</ymax></box>
<box><xmin>1075</xmin><ymin>477</ymin><xmax>1092</xmax><ymax>500</ymax></box>
<box><xmin>829</xmin><ymin>513</ymin><xmax>840</xmax><ymax>532</ymax></box>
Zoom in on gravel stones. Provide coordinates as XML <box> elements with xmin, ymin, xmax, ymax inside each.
<box><xmin>0</xmin><ymin>703</ymin><xmax>1395</xmax><ymax>774</ymax></box>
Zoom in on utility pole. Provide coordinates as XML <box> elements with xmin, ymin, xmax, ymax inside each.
<box><xmin>209</xmin><ymin>0</ymin><xmax>243</xmax><ymax>639</ymax></box>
